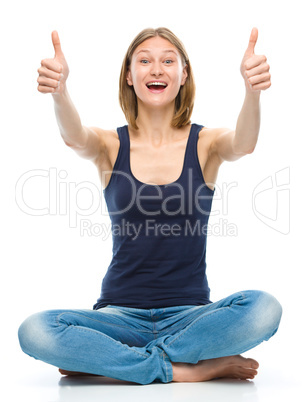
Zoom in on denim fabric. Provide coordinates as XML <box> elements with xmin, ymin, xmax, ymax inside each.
<box><xmin>18</xmin><ymin>290</ymin><xmax>282</xmax><ymax>385</ymax></box>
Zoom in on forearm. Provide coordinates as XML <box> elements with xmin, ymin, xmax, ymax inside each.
<box><xmin>52</xmin><ymin>86</ymin><xmax>86</xmax><ymax>147</ymax></box>
<box><xmin>233</xmin><ymin>90</ymin><xmax>261</xmax><ymax>154</ymax></box>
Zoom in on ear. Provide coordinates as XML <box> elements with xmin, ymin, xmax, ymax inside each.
<box><xmin>126</xmin><ymin>69</ymin><xmax>133</xmax><ymax>86</ymax></box>
<box><xmin>181</xmin><ymin>64</ymin><xmax>188</xmax><ymax>86</ymax></box>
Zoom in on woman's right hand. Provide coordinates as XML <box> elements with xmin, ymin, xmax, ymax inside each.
<box><xmin>37</xmin><ymin>30</ymin><xmax>69</xmax><ymax>95</ymax></box>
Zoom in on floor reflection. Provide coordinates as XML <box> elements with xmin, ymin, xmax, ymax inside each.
<box><xmin>56</xmin><ymin>375</ymin><xmax>258</xmax><ymax>402</ymax></box>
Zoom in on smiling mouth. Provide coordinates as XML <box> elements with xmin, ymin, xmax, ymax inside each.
<box><xmin>146</xmin><ymin>84</ymin><xmax>168</xmax><ymax>92</ymax></box>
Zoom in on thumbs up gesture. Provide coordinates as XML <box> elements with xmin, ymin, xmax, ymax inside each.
<box><xmin>37</xmin><ymin>31</ymin><xmax>69</xmax><ymax>94</ymax></box>
<box><xmin>240</xmin><ymin>28</ymin><xmax>271</xmax><ymax>92</ymax></box>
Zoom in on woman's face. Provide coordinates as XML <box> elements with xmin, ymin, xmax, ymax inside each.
<box><xmin>126</xmin><ymin>36</ymin><xmax>188</xmax><ymax>108</ymax></box>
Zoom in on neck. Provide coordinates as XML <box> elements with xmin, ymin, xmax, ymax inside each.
<box><xmin>134</xmin><ymin>101</ymin><xmax>179</xmax><ymax>145</ymax></box>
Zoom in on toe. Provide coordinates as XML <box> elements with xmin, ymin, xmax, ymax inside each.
<box><xmin>248</xmin><ymin>358</ymin><xmax>259</xmax><ymax>369</ymax></box>
<box><xmin>238</xmin><ymin>367</ymin><xmax>257</xmax><ymax>380</ymax></box>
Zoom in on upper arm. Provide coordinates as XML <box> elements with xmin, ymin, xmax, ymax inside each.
<box><xmin>66</xmin><ymin>126</ymin><xmax>107</xmax><ymax>164</ymax></box>
<box><xmin>209</xmin><ymin>127</ymin><xmax>251</xmax><ymax>162</ymax></box>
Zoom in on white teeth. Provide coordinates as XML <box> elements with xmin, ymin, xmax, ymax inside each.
<box><xmin>147</xmin><ymin>82</ymin><xmax>167</xmax><ymax>86</ymax></box>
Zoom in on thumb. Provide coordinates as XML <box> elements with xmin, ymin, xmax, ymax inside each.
<box><xmin>245</xmin><ymin>27</ymin><xmax>258</xmax><ymax>56</ymax></box>
<box><xmin>52</xmin><ymin>30</ymin><xmax>64</xmax><ymax>58</ymax></box>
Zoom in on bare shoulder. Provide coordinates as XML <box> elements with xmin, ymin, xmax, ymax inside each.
<box><xmin>198</xmin><ymin>126</ymin><xmax>227</xmax><ymax>163</ymax></box>
<box><xmin>196</xmin><ymin>127</ymin><xmax>233</xmax><ymax>191</ymax></box>
<box><xmin>89</xmin><ymin>127</ymin><xmax>119</xmax><ymax>165</ymax></box>
<box><xmin>90</xmin><ymin>126</ymin><xmax>118</xmax><ymax>149</ymax></box>
<box><xmin>198</xmin><ymin>126</ymin><xmax>231</xmax><ymax>145</ymax></box>
<box><xmin>89</xmin><ymin>127</ymin><xmax>120</xmax><ymax>188</ymax></box>
<box><xmin>67</xmin><ymin>126</ymin><xmax>119</xmax><ymax>167</ymax></box>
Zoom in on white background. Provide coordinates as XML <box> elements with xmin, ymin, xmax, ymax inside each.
<box><xmin>1</xmin><ymin>0</ymin><xmax>303</xmax><ymax>400</ymax></box>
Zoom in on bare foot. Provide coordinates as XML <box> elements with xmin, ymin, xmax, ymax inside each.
<box><xmin>58</xmin><ymin>368</ymin><xmax>103</xmax><ymax>377</ymax></box>
<box><xmin>172</xmin><ymin>355</ymin><xmax>259</xmax><ymax>382</ymax></box>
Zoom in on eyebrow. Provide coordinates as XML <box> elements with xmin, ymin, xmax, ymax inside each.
<box><xmin>136</xmin><ymin>49</ymin><xmax>178</xmax><ymax>56</ymax></box>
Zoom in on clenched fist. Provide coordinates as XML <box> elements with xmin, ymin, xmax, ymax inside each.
<box><xmin>240</xmin><ymin>28</ymin><xmax>271</xmax><ymax>92</ymax></box>
<box><xmin>37</xmin><ymin>31</ymin><xmax>69</xmax><ymax>95</ymax></box>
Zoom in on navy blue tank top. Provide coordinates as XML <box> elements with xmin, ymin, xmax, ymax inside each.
<box><xmin>93</xmin><ymin>123</ymin><xmax>215</xmax><ymax>309</ymax></box>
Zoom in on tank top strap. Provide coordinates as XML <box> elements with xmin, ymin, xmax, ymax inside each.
<box><xmin>112</xmin><ymin>125</ymin><xmax>129</xmax><ymax>173</ymax></box>
<box><xmin>183</xmin><ymin>123</ymin><xmax>204</xmax><ymax>172</ymax></box>
<box><xmin>111</xmin><ymin>123</ymin><xmax>204</xmax><ymax>185</ymax></box>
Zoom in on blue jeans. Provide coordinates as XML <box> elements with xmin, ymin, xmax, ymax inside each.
<box><xmin>18</xmin><ymin>290</ymin><xmax>282</xmax><ymax>385</ymax></box>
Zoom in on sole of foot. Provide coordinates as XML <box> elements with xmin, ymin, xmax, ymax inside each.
<box><xmin>172</xmin><ymin>355</ymin><xmax>259</xmax><ymax>382</ymax></box>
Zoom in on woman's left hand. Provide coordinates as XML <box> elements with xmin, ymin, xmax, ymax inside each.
<box><xmin>240</xmin><ymin>27</ymin><xmax>271</xmax><ymax>93</ymax></box>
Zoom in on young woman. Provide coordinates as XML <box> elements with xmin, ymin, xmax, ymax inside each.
<box><xmin>18</xmin><ymin>27</ymin><xmax>282</xmax><ymax>385</ymax></box>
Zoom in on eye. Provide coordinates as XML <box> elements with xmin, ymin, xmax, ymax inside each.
<box><xmin>139</xmin><ymin>59</ymin><xmax>174</xmax><ymax>65</ymax></box>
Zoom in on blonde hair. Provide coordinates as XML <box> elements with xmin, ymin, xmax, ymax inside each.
<box><xmin>119</xmin><ymin>27</ymin><xmax>196</xmax><ymax>130</ymax></box>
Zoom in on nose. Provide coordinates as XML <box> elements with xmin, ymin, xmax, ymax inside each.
<box><xmin>150</xmin><ymin>62</ymin><xmax>164</xmax><ymax>77</ymax></box>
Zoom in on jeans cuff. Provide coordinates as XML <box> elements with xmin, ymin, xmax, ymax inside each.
<box><xmin>161</xmin><ymin>351</ymin><xmax>173</xmax><ymax>383</ymax></box>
